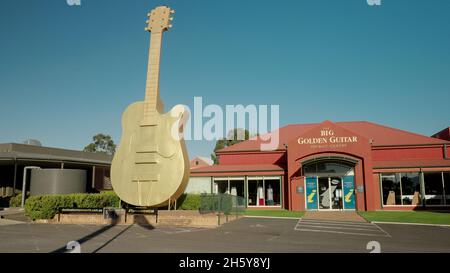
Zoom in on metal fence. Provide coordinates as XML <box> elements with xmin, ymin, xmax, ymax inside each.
<box><xmin>199</xmin><ymin>193</ymin><xmax>246</xmax><ymax>216</ymax></box>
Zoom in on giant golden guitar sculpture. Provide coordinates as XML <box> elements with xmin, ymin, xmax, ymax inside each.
<box><xmin>111</xmin><ymin>6</ymin><xmax>190</xmax><ymax>207</ymax></box>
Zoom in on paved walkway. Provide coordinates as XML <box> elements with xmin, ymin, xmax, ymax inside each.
<box><xmin>303</xmin><ymin>211</ymin><xmax>367</xmax><ymax>222</ymax></box>
<box><xmin>0</xmin><ymin>218</ymin><xmax>25</xmax><ymax>226</ymax></box>
<box><xmin>295</xmin><ymin>218</ymin><xmax>390</xmax><ymax>237</ymax></box>
<box><xmin>0</xmin><ymin>207</ymin><xmax>25</xmax><ymax>217</ymax></box>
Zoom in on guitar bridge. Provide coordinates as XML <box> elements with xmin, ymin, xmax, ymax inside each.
<box><xmin>133</xmin><ymin>150</ymin><xmax>159</xmax><ymax>182</ymax></box>
<box><xmin>135</xmin><ymin>151</ymin><xmax>159</xmax><ymax>164</ymax></box>
<box><xmin>132</xmin><ymin>174</ymin><xmax>160</xmax><ymax>183</ymax></box>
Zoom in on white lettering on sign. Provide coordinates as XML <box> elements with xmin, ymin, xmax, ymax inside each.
<box><xmin>298</xmin><ymin>129</ymin><xmax>358</xmax><ymax>146</ymax></box>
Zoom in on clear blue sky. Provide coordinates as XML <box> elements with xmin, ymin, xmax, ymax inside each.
<box><xmin>0</xmin><ymin>0</ymin><xmax>449</xmax><ymax>159</ymax></box>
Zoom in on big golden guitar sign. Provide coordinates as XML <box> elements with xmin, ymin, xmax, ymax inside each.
<box><xmin>297</xmin><ymin>129</ymin><xmax>358</xmax><ymax>145</ymax></box>
<box><xmin>111</xmin><ymin>6</ymin><xmax>190</xmax><ymax>208</ymax></box>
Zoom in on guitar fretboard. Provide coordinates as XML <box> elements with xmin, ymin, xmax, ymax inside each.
<box><xmin>142</xmin><ymin>32</ymin><xmax>163</xmax><ymax>126</ymax></box>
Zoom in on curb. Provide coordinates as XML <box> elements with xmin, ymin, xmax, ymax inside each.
<box><xmin>244</xmin><ymin>215</ymin><xmax>302</xmax><ymax>220</ymax></box>
<box><xmin>372</xmin><ymin>221</ymin><xmax>450</xmax><ymax>227</ymax></box>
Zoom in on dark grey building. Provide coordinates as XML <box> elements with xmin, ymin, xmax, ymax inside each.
<box><xmin>0</xmin><ymin>143</ymin><xmax>112</xmax><ymax>198</ymax></box>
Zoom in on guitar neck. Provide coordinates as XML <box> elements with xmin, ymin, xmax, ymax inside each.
<box><xmin>142</xmin><ymin>32</ymin><xmax>163</xmax><ymax>125</ymax></box>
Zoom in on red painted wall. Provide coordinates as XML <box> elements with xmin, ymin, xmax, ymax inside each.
<box><xmin>219</xmin><ymin>152</ymin><xmax>285</xmax><ymax>166</ymax></box>
<box><xmin>372</xmin><ymin>146</ymin><xmax>445</xmax><ymax>161</ymax></box>
<box><xmin>286</xmin><ymin>121</ymin><xmax>376</xmax><ymax>211</ymax></box>
<box><xmin>289</xmin><ymin>176</ymin><xmax>304</xmax><ymax>211</ymax></box>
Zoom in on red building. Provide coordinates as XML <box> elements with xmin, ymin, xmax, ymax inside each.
<box><xmin>191</xmin><ymin>120</ymin><xmax>450</xmax><ymax>211</ymax></box>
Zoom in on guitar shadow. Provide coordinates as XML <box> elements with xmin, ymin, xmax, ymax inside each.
<box><xmin>133</xmin><ymin>213</ymin><xmax>156</xmax><ymax>231</ymax></box>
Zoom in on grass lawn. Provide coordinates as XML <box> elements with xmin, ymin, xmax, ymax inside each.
<box><xmin>359</xmin><ymin>211</ymin><xmax>450</xmax><ymax>225</ymax></box>
<box><xmin>244</xmin><ymin>209</ymin><xmax>304</xmax><ymax>218</ymax></box>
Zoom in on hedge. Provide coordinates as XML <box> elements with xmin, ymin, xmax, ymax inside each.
<box><xmin>24</xmin><ymin>192</ymin><xmax>202</xmax><ymax>220</ymax></box>
<box><xmin>176</xmin><ymin>194</ymin><xmax>201</xmax><ymax>210</ymax></box>
<box><xmin>9</xmin><ymin>193</ymin><xmax>23</xmax><ymax>207</ymax></box>
<box><xmin>25</xmin><ymin>191</ymin><xmax>120</xmax><ymax>220</ymax></box>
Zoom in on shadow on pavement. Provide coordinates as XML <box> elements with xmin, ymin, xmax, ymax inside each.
<box><xmin>51</xmin><ymin>212</ymin><xmax>158</xmax><ymax>253</ymax></box>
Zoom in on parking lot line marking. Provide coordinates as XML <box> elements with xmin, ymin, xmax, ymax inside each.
<box><xmin>294</xmin><ymin>218</ymin><xmax>303</xmax><ymax>230</ymax></box>
<box><xmin>297</xmin><ymin>224</ymin><xmax>383</xmax><ymax>232</ymax></box>
<box><xmin>372</xmin><ymin>221</ymin><xmax>450</xmax><ymax>227</ymax></box>
<box><xmin>297</xmin><ymin>228</ymin><xmax>391</xmax><ymax>237</ymax></box>
<box><xmin>300</xmin><ymin>220</ymin><xmax>376</xmax><ymax>228</ymax></box>
<box><xmin>371</xmin><ymin>222</ymin><xmax>391</xmax><ymax>237</ymax></box>
<box><xmin>300</xmin><ymin>219</ymin><xmax>371</xmax><ymax>225</ymax></box>
<box><xmin>294</xmin><ymin>218</ymin><xmax>392</xmax><ymax>237</ymax></box>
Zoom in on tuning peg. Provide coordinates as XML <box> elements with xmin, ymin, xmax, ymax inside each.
<box><xmin>168</xmin><ymin>24</ymin><xmax>173</xmax><ymax>28</ymax></box>
<box><xmin>170</xmin><ymin>10</ymin><xmax>175</xmax><ymax>14</ymax></box>
<box><xmin>169</xmin><ymin>17</ymin><xmax>174</xmax><ymax>21</ymax></box>
<box><xmin>144</xmin><ymin>27</ymin><xmax>150</xmax><ymax>31</ymax></box>
<box><xmin>147</xmin><ymin>12</ymin><xmax>151</xmax><ymax>17</ymax></box>
<box><xmin>146</xmin><ymin>20</ymin><xmax>150</xmax><ymax>24</ymax></box>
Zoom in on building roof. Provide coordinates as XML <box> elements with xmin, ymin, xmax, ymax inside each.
<box><xmin>218</xmin><ymin>121</ymin><xmax>449</xmax><ymax>153</ymax></box>
<box><xmin>0</xmin><ymin>143</ymin><xmax>112</xmax><ymax>165</ymax></box>
<box><xmin>190</xmin><ymin>156</ymin><xmax>213</xmax><ymax>169</ymax></box>
<box><xmin>432</xmin><ymin>127</ymin><xmax>450</xmax><ymax>141</ymax></box>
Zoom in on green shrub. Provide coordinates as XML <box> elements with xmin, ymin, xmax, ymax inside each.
<box><xmin>24</xmin><ymin>191</ymin><xmax>120</xmax><ymax>220</ymax></box>
<box><xmin>176</xmin><ymin>194</ymin><xmax>201</xmax><ymax>210</ymax></box>
<box><xmin>9</xmin><ymin>193</ymin><xmax>23</xmax><ymax>207</ymax></box>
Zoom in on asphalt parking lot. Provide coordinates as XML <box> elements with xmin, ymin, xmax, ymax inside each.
<box><xmin>0</xmin><ymin>217</ymin><xmax>450</xmax><ymax>253</ymax></box>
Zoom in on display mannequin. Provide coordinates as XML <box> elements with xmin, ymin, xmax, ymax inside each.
<box><xmin>266</xmin><ymin>185</ymin><xmax>274</xmax><ymax>205</ymax></box>
<box><xmin>257</xmin><ymin>186</ymin><xmax>264</xmax><ymax>206</ymax></box>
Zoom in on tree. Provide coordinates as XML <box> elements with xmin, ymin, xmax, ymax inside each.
<box><xmin>83</xmin><ymin>133</ymin><xmax>116</xmax><ymax>155</ymax></box>
<box><xmin>211</xmin><ymin>128</ymin><xmax>250</xmax><ymax>165</ymax></box>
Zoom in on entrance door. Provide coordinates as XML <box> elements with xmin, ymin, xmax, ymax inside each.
<box><xmin>305</xmin><ymin>176</ymin><xmax>355</xmax><ymax>211</ymax></box>
<box><xmin>330</xmin><ymin>177</ymin><xmax>343</xmax><ymax>210</ymax></box>
<box><xmin>318</xmin><ymin>177</ymin><xmax>330</xmax><ymax>209</ymax></box>
<box><xmin>318</xmin><ymin>177</ymin><xmax>343</xmax><ymax>210</ymax></box>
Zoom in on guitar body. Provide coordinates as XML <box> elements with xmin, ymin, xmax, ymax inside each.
<box><xmin>111</xmin><ymin>102</ymin><xmax>190</xmax><ymax>207</ymax></box>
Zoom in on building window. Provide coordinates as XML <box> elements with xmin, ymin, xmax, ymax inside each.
<box><xmin>247</xmin><ymin>176</ymin><xmax>281</xmax><ymax>207</ymax></box>
<box><xmin>264</xmin><ymin>179</ymin><xmax>281</xmax><ymax>206</ymax></box>
<box><xmin>304</xmin><ymin>161</ymin><xmax>354</xmax><ymax>177</ymax></box>
<box><xmin>400</xmin><ymin>173</ymin><xmax>421</xmax><ymax>205</ymax></box>
<box><xmin>230</xmin><ymin>179</ymin><xmax>245</xmax><ymax>200</ymax></box>
<box><xmin>381</xmin><ymin>172</ymin><xmax>450</xmax><ymax>207</ymax></box>
<box><xmin>424</xmin><ymin>172</ymin><xmax>444</xmax><ymax>205</ymax></box>
<box><xmin>247</xmin><ymin>178</ymin><xmax>263</xmax><ymax>206</ymax></box>
<box><xmin>381</xmin><ymin>173</ymin><xmax>402</xmax><ymax>205</ymax></box>
<box><xmin>444</xmin><ymin>172</ymin><xmax>450</xmax><ymax>205</ymax></box>
<box><xmin>213</xmin><ymin>177</ymin><xmax>245</xmax><ymax>199</ymax></box>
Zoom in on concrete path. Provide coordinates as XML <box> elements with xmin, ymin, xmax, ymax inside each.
<box><xmin>303</xmin><ymin>211</ymin><xmax>367</xmax><ymax>222</ymax></box>
<box><xmin>0</xmin><ymin>218</ymin><xmax>25</xmax><ymax>226</ymax></box>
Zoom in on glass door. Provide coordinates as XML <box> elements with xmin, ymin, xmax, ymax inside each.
<box><xmin>318</xmin><ymin>177</ymin><xmax>330</xmax><ymax>209</ymax></box>
<box><xmin>330</xmin><ymin>177</ymin><xmax>343</xmax><ymax>210</ymax></box>
<box><xmin>318</xmin><ymin>177</ymin><xmax>343</xmax><ymax>210</ymax></box>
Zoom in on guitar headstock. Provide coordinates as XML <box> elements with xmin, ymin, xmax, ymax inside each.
<box><xmin>145</xmin><ymin>6</ymin><xmax>175</xmax><ymax>33</ymax></box>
